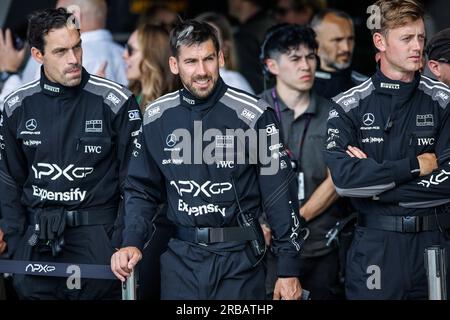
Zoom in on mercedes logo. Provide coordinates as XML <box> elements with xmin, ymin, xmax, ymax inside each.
<box><xmin>362</xmin><ymin>113</ymin><xmax>375</xmax><ymax>126</ymax></box>
<box><xmin>166</xmin><ymin>134</ymin><xmax>177</xmax><ymax>147</ymax></box>
<box><xmin>25</xmin><ymin>119</ymin><xmax>37</xmax><ymax>131</ymax></box>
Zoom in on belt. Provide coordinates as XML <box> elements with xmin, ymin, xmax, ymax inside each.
<box><xmin>358</xmin><ymin>213</ymin><xmax>450</xmax><ymax>233</ymax></box>
<box><xmin>174</xmin><ymin>226</ymin><xmax>256</xmax><ymax>244</ymax></box>
<box><xmin>28</xmin><ymin>207</ymin><xmax>117</xmax><ymax>227</ymax></box>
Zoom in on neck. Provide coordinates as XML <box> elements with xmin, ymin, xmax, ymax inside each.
<box><xmin>380</xmin><ymin>58</ymin><xmax>415</xmax><ymax>82</ymax></box>
<box><xmin>275</xmin><ymin>82</ymin><xmax>310</xmax><ymax>118</ymax></box>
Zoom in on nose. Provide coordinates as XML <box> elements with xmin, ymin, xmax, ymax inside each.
<box><xmin>339</xmin><ymin>39</ymin><xmax>351</xmax><ymax>53</ymax></box>
<box><xmin>123</xmin><ymin>48</ymin><xmax>128</xmax><ymax>60</ymax></box>
<box><xmin>67</xmin><ymin>48</ymin><xmax>78</xmax><ymax>64</ymax></box>
<box><xmin>411</xmin><ymin>36</ymin><xmax>422</xmax><ymax>52</ymax></box>
<box><xmin>196</xmin><ymin>61</ymin><xmax>207</xmax><ymax>75</ymax></box>
<box><xmin>299</xmin><ymin>56</ymin><xmax>311</xmax><ymax>71</ymax></box>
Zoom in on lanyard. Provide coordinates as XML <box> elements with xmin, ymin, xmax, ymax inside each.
<box><xmin>271</xmin><ymin>88</ymin><xmax>312</xmax><ymax>161</ymax></box>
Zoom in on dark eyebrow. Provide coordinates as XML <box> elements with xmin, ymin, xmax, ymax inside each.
<box><xmin>51</xmin><ymin>39</ymin><xmax>82</xmax><ymax>54</ymax></box>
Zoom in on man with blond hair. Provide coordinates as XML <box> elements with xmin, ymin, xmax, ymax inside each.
<box><xmin>324</xmin><ymin>0</ymin><xmax>450</xmax><ymax>299</ymax></box>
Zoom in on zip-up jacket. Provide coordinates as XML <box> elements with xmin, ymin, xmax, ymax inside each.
<box><xmin>122</xmin><ymin>78</ymin><xmax>303</xmax><ymax>277</ymax></box>
<box><xmin>0</xmin><ymin>67</ymin><xmax>141</xmax><ymax>255</ymax></box>
<box><xmin>324</xmin><ymin>66</ymin><xmax>450</xmax><ymax>216</ymax></box>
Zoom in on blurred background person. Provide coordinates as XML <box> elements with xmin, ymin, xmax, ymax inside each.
<box><xmin>311</xmin><ymin>9</ymin><xmax>367</xmax><ymax>99</ymax></box>
<box><xmin>123</xmin><ymin>22</ymin><xmax>178</xmax><ymax>110</ymax></box>
<box><xmin>274</xmin><ymin>0</ymin><xmax>327</xmax><ymax>25</ymax></box>
<box><xmin>138</xmin><ymin>3</ymin><xmax>179</xmax><ymax>33</ymax></box>
<box><xmin>425</xmin><ymin>27</ymin><xmax>450</xmax><ymax>86</ymax></box>
<box><xmin>228</xmin><ymin>0</ymin><xmax>274</xmax><ymax>94</ymax></box>
<box><xmin>196</xmin><ymin>12</ymin><xmax>254</xmax><ymax>93</ymax></box>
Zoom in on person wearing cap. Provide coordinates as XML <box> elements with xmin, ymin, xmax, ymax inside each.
<box><xmin>426</xmin><ymin>28</ymin><xmax>450</xmax><ymax>86</ymax></box>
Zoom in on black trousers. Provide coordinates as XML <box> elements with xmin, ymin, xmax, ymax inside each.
<box><xmin>346</xmin><ymin>226</ymin><xmax>450</xmax><ymax>300</ymax></box>
<box><xmin>160</xmin><ymin>239</ymin><xmax>266</xmax><ymax>300</ymax></box>
<box><xmin>138</xmin><ymin>221</ymin><xmax>174</xmax><ymax>300</ymax></box>
<box><xmin>12</xmin><ymin>224</ymin><xmax>120</xmax><ymax>300</ymax></box>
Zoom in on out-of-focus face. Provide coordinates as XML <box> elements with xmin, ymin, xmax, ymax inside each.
<box><xmin>268</xmin><ymin>44</ymin><xmax>317</xmax><ymax>92</ymax></box>
<box><xmin>123</xmin><ymin>30</ymin><xmax>143</xmax><ymax>82</ymax></box>
<box><xmin>376</xmin><ymin>19</ymin><xmax>425</xmax><ymax>77</ymax></box>
<box><xmin>169</xmin><ymin>39</ymin><xmax>224</xmax><ymax>99</ymax></box>
<box><xmin>32</xmin><ymin>26</ymin><xmax>83</xmax><ymax>87</ymax></box>
<box><xmin>315</xmin><ymin>13</ymin><xmax>355</xmax><ymax>72</ymax></box>
<box><xmin>428</xmin><ymin>59</ymin><xmax>450</xmax><ymax>87</ymax></box>
<box><xmin>227</xmin><ymin>0</ymin><xmax>241</xmax><ymax>20</ymax></box>
<box><xmin>275</xmin><ymin>0</ymin><xmax>312</xmax><ymax>25</ymax></box>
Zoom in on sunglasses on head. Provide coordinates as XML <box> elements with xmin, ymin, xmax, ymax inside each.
<box><xmin>438</xmin><ymin>57</ymin><xmax>450</xmax><ymax>64</ymax></box>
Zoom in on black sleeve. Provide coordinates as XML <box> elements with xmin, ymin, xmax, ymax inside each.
<box><xmin>112</xmin><ymin>96</ymin><xmax>142</xmax><ymax>192</ymax></box>
<box><xmin>121</xmin><ymin>123</ymin><xmax>166</xmax><ymax>250</ymax></box>
<box><xmin>378</xmin><ymin>105</ymin><xmax>450</xmax><ymax>207</ymax></box>
<box><xmin>256</xmin><ymin>107</ymin><xmax>303</xmax><ymax>277</ymax></box>
<box><xmin>324</xmin><ymin>104</ymin><xmax>418</xmax><ymax>197</ymax></box>
<box><xmin>0</xmin><ymin>109</ymin><xmax>28</xmax><ymax>257</ymax></box>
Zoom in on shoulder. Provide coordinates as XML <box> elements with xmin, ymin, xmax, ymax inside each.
<box><xmin>351</xmin><ymin>70</ymin><xmax>369</xmax><ymax>84</ymax></box>
<box><xmin>83</xmin><ymin>74</ymin><xmax>133</xmax><ymax>114</ymax></box>
<box><xmin>143</xmin><ymin>90</ymin><xmax>180</xmax><ymax>126</ymax></box>
<box><xmin>417</xmin><ymin>75</ymin><xmax>450</xmax><ymax>109</ymax></box>
<box><xmin>3</xmin><ymin>79</ymin><xmax>41</xmax><ymax>118</ymax></box>
<box><xmin>219</xmin><ymin>86</ymin><xmax>271</xmax><ymax>128</ymax></box>
<box><xmin>331</xmin><ymin>78</ymin><xmax>375</xmax><ymax>113</ymax></box>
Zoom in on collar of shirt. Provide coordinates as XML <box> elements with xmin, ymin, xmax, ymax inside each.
<box><xmin>180</xmin><ymin>77</ymin><xmax>227</xmax><ymax>111</ymax></box>
<box><xmin>372</xmin><ymin>63</ymin><xmax>420</xmax><ymax>98</ymax></box>
<box><xmin>274</xmin><ymin>88</ymin><xmax>318</xmax><ymax>117</ymax></box>
<box><xmin>315</xmin><ymin>66</ymin><xmax>352</xmax><ymax>81</ymax></box>
<box><xmin>40</xmin><ymin>66</ymin><xmax>89</xmax><ymax>97</ymax></box>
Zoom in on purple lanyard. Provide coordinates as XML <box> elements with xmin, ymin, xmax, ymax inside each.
<box><xmin>271</xmin><ymin>88</ymin><xmax>312</xmax><ymax>161</ymax></box>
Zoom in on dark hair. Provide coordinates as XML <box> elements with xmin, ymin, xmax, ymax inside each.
<box><xmin>27</xmin><ymin>7</ymin><xmax>79</xmax><ymax>53</ymax></box>
<box><xmin>169</xmin><ymin>20</ymin><xmax>220</xmax><ymax>57</ymax></box>
<box><xmin>310</xmin><ymin>8</ymin><xmax>353</xmax><ymax>29</ymax></box>
<box><xmin>260</xmin><ymin>23</ymin><xmax>318</xmax><ymax>62</ymax></box>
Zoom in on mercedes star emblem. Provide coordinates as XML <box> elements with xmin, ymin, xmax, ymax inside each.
<box><xmin>362</xmin><ymin>113</ymin><xmax>375</xmax><ymax>126</ymax></box>
<box><xmin>166</xmin><ymin>134</ymin><xmax>177</xmax><ymax>147</ymax></box>
<box><xmin>25</xmin><ymin>119</ymin><xmax>37</xmax><ymax>131</ymax></box>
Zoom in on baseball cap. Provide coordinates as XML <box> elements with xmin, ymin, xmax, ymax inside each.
<box><xmin>425</xmin><ymin>28</ymin><xmax>450</xmax><ymax>62</ymax></box>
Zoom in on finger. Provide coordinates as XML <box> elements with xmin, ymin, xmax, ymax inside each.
<box><xmin>118</xmin><ymin>251</ymin><xmax>131</xmax><ymax>274</ymax></box>
<box><xmin>113</xmin><ymin>253</ymin><xmax>129</xmax><ymax>280</ymax></box>
<box><xmin>272</xmin><ymin>288</ymin><xmax>281</xmax><ymax>300</ymax></box>
<box><xmin>346</xmin><ymin>150</ymin><xmax>355</xmax><ymax>158</ymax></box>
<box><xmin>0</xmin><ymin>29</ymin><xmax>5</xmax><ymax>48</ymax></box>
<box><xmin>350</xmin><ymin>146</ymin><xmax>367</xmax><ymax>158</ymax></box>
<box><xmin>111</xmin><ymin>254</ymin><xmax>124</xmax><ymax>281</ymax></box>
<box><xmin>127</xmin><ymin>250</ymin><xmax>141</xmax><ymax>270</ymax></box>
<box><xmin>5</xmin><ymin>29</ymin><xmax>13</xmax><ymax>49</ymax></box>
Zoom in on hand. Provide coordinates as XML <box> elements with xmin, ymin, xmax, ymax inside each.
<box><xmin>0</xmin><ymin>28</ymin><xmax>26</xmax><ymax>73</ymax></box>
<box><xmin>111</xmin><ymin>246</ymin><xmax>142</xmax><ymax>282</ymax></box>
<box><xmin>273</xmin><ymin>277</ymin><xmax>302</xmax><ymax>300</ymax></box>
<box><xmin>0</xmin><ymin>228</ymin><xmax>7</xmax><ymax>254</ymax></box>
<box><xmin>95</xmin><ymin>61</ymin><xmax>108</xmax><ymax>78</ymax></box>
<box><xmin>260</xmin><ymin>223</ymin><xmax>272</xmax><ymax>246</ymax></box>
<box><xmin>417</xmin><ymin>153</ymin><xmax>438</xmax><ymax>176</ymax></box>
<box><xmin>346</xmin><ymin>145</ymin><xmax>367</xmax><ymax>159</ymax></box>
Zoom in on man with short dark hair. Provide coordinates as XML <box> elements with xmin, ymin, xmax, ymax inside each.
<box><xmin>111</xmin><ymin>20</ymin><xmax>304</xmax><ymax>300</ymax></box>
<box><xmin>425</xmin><ymin>28</ymin><xmax>450</xmax><ymax>86</ymax></box>
<box><xmin>260</xmin><ymin>23</ymin><xmax>347</xmax><ymax>299</ymax></box>
<box><xmin>0</xmin><ymin>8</ymin><xmax>140</xmax><ymax>299</ymax></box>
<box><xmin>311</xmin><ymin>9</ymin><xmax>367</xmax><ymax>99</ymax></box>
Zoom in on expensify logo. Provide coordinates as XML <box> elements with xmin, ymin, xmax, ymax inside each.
<box><xmin>32</xmin><ymin>185</ymin><xmax>86</xmax><ymax>202</ymax></box>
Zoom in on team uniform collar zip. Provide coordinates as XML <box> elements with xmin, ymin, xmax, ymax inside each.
<box><xmin>40</xmin><ymin>66</ymin><xmax>90</xmax><ymax>98</ymax></box>
<box><xmin>180</xmin><ymin>77</ymin><xmax>227</xmax><ymax>111</ymax></box>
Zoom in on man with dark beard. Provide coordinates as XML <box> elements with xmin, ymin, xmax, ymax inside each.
<box><xmin>311</xmin><ymin>9</ymin><xmax>368</xmax><ymax>99</ymax></box>
<box><xmin>111</xmin><ymin>20</ymin><xmax>305</xmax><ymax>300</ymax></box>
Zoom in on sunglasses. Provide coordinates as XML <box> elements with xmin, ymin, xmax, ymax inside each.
<box><xmin>125</xmin><ymin>43</ymin><xmax>137</xmax><ymax>56</ymax></box>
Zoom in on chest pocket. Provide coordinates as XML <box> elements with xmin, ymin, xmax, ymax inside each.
<box><xmin>75</xmin><ymin>136</ymin><xmax>113</xmax><ymax>160</ymax></box>
<box><xmin>410</xmin><ymin>130</ymin><xmax>436</xmax><ymax>154</ymax></box>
